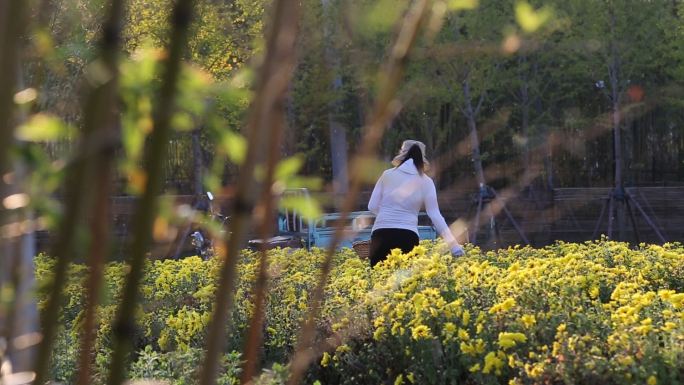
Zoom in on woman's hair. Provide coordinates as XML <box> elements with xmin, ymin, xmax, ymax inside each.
<box><xmin>399</xmin><ymin>144</ymin><xmax>425</xmax><ymax>174</ymax></box>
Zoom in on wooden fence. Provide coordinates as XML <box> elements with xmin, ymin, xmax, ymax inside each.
<box><xmin>36</xmin><ymin>187</ymin><xmax>684</xmax><ymax>256</ymax></box>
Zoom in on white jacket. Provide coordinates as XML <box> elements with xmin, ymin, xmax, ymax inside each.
<box><xmin>368</xmin><ymin>159</ymin><xmax>456</xmax><ymax>246</ymax></box>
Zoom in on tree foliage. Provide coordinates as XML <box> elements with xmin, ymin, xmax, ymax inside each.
<box><xmin>21</xmin><ymin>0</ymin><xmax>684</xmax><ymax>194</ymax></box>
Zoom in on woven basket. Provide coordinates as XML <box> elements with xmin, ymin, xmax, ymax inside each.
<box><xmin>352</xmin><ymin>240</ymin><xmax>371</xmax><ymax>260</ymax></box>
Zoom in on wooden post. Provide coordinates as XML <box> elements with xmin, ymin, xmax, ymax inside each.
<box><xmin>627</xmin><ymin>190</ymin><xmax>667</xmax><ymax>243</ymax></box>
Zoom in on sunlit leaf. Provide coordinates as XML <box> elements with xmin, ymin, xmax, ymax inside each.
<box><xmin>229</xmin><ymin>67</ymin><xmax>254</xmax><ymax>89</ymax></box>
<box><xmin>12</xmin><ymin>332</ymin><xmax>42</xmax><ymax>350</ymax></box>
<box><xmin>14</xmin><ymin>88</ymin><xmax>38</xmax><ymax>105</ymax></box>
<box><xmin>515</xmin><ymin>1</ymin><xmax>552</xmax><ymax>33</ymax></box>
<box><xmin>15</xmin><ymin>114</ymin><xmax>73</xmax><ymax>142</ymax></box>
<box><xmin>275</xmin><ymin>155</ymin><xmax>304</xmax><ymax>181</ymax></box>
<box><xmin>85</xmin><ymin>59</ymin><xmax>114</xmax><ymax>87</ymax></box>
<box><xmin>426</xmin><ymin>1</ymin><xmax>448</xmax><ymax>40</ymax></box>
<box><xmin>286</xmin><ymin>176</ymin><xmax>324</xmax><ymax>190</ymax></box>
<box><xmin>122</xmin><ymin>106</ymin><xmax>150</xmax><ymax>163</ymax></box>
<box><xmin>2</xmin><ymin>193</ymin><xmax>30</xmax><ymax>210</ymax></box>
<box><xmin>220</xmin><ymin>131</ymin><xmax>247</xmax><ymax>164</ymax></box>
<box><xmin>176</xmin><ymin>64</ymin><xmax>212</xmax><ymax>116</ymax></box>
<box><xmin>502</xmin><ymin>34</ymin><xmax>522</xmax><ymax>54</ymax></box>
<box><xmin>183</xmin><ymin>64</ymin><xmax>212</xmax><ymax>90</ymax></box>
<box><xmin>358</xmin><ymin>0</ymin><xmax>408</xmax><ymax>36</ymax></box>
<box><xmin>121</xmin><ymin>46</ymin><xmax>161</xmax><ymax>89</ymax></box>
<box><xmin>254</xmin><ymin>164</ymin><xmax>265</xmax><ymax>181</ymax></box>
<box><xmin>33</xmin><ymin>29</ymin><xmax>55</xmax><ymax>56</ymax></box>
<box><xmin>128</xmin><ymin>168</ymin><xmax>148</xmax><ymax>195</ymax></box>
<box><xmin>217</xmin><ymin>82</ymin><xmax>252</xmax><ymax>109</ymax></box>
<box><xmin>1</xmin><ymin>283</ymin><xmax>15</xmax><ymax>305</ymax></box>
<box><xmin>153</xmin><ymin>216</ymin><xmax>171</xmax><ymax>242</ymax></box>
<box><xmin>204</xmin><ymin>173</ymin><xmax>221</xmax><ymax>195</ymax></box>
<box><xmin>126</xmin><ymin>381</ymin><xmax>167</xmax><ymax>385</ymax></box>
<box><xmin>171</xmin><ymin>112</ymin><xmax>195</xmax><ymax>131</ymax></box>
<box><xmin>448</xmin><ymin>0</ymin><xmax>478</xmax><ymax>11</ymax></box>
<box><xmin>1</xmin><ymin>371</ymin><xmax>36</xmax><ymax>385</ymax></box>
<box><xmin>280</xmin><ymin>195</ymin><xmax>322</xmax><ymax>220</ymax></box>
<box><xmin>352</xmin><ymin>156</ymin><xmax>389</xmax><ymax>184</ymax></box>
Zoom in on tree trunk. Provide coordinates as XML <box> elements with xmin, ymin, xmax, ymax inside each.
<box><xmin>608</xmin><ymin>9</ymin><xmax>625</xmax><ymax>240</ymax></box>
<box><xmin>465</xmin><ymin>85</ymin><xmax>487</xmax><ymax>244</ymax></box>
<box><xmin>322</xmin><ymin>0</ymin><xmax>349</xmax><ymax>200</ymax></box>
<box><xmin>283</xmin><ymin>84</ymin><xmax>297</xmax><ymax>157</ymax></box>
<box><xmin>519</xmin><ymin>56</ymin><xmax>531</xmax><ymax>175</ymax></box>
<box><xmin>544</xmin><ymin>132</ymin><xmax>554</xmax><ymax>190</ymax></box>
<box><xmin>329</xmin><ymin>121</ymin><xmax>349</xmax><ymax>196</ymax></box>
<box><xmin>521</xmin><ymin>90</ymin><xmax>530</xmax><ymax>170</ymax></box>
<box><xmin>612</xmin><ymin>94</ymin><xmax>622</xmax><ymax>188</ymax></box>
<box><xmin>463</xmin><ymin>79</ymin><xmax>485</xmax><ymax>187</ymax></box>
<box><xmin>191</xmin><ymin>128</ymin><xmax>203</xmax><ymax>195</ymax></box>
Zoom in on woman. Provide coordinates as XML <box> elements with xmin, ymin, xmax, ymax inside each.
<box><xmin>368</xmin><ymin>140</ymin><xmax>465</xmax><ymax>266</ymax></box>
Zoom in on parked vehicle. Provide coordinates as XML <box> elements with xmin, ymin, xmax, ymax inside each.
<box><xmin>172</xmin><ymin>192</ymin><xmax>229</xmax><ymax>259</ymax></box>
<box><xmin>172</xmin><ymin>188</ymin><xmax>438</xmax><ymax>256</ymax></box>
<box><xmin>247</xmin><ymin>188</ymin><xmax>309</xmax><ymax>251</ymax></box>
<box><xmin>248</xmin><ymin>188</ymin><xmax>437</xmax><ymax>251</ymax></box>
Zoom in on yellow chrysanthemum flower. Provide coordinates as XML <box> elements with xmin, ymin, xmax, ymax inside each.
<box><xmin>320</xmin><ymin>352</ymin><xmax>331</xmax><ymax>367</ymax></box>
<box><xmin>520</xmin><ymin>314</ymin><xmax>536</xmax><ymax>328</ymax></box>
<box><xmin>490</xmin><ymin>298</ymin><xmax>516</xmax><ymax>314</ymax></box>
<box><xmin>482</xmin><ymin>351</ymin><xmax>505</xmax><ymax>375</ymax></box>
<box><xmin>411</xmin><ymin>325</ymin><xmax>432</xmax><ymax>340</ymax></box>
<box><xmin>498</xmin><ymin>332</ymin><xmax>527</xmax><ymax>350</ymax></box>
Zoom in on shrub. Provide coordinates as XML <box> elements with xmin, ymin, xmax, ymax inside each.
<box><xmin>37</xmin><ymin>240</ymin><xmax>684</xmax><ymax>384</ymax></box>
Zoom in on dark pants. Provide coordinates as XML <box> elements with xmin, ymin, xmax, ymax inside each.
<box><xmin>369</xmin><ymin>228</ymin><xmax>419</xmax><ymax>267</ymax></box>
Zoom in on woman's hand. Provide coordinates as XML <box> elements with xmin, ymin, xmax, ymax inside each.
<box><xmin>450</xmin><ymin>243</ymin><xmax>465</xmax><ymax>257</ymax></box>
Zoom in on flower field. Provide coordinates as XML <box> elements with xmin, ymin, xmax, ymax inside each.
<box><xmin>38</xmin><ymin>240</ymin><xmax>684</xmax><ymax>384</ymax></box>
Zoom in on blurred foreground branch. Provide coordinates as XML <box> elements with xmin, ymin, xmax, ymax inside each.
<box><xmin>105</xmin><ymin>1</ymin><xmax>195</xmax><ymax>384</ymax></box>
<box><xmin>287</xmin><ymin>1</ymin><xmax>432</xmax><ymax>383</ymax></box>
<box><xmin>74</xmin><ymin>0</ymin><xmax>125</xmax><ymax>384</ymax></box>
<box><xmin>199</xmin><ymin>1</ymin><xmax>301</xmax><ymax>384</ymax></box>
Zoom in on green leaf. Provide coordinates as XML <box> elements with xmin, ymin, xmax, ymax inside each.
<box><xmin>121</xmin><ymin>96</ymin><xmax>152</xmax><ymax>162</ymax></box>
<box><xmin>176</xmin><ymin>64</ymin><xmax>212</xmax><ymax>116</ymax></box>
<box><xmin>280</xmin><ymin>195</ymin><xmax>322</xmax><ymax>221</ymax></box>
<box><xmin>275</xmin><ymin>155</ymin><xmax>304</xmax><ymax>181</ymax></box>
<box><xmin>171</xmin><ymin>112</ymin><xmax>195</xmax><ymax>131</ymax></box>
<box><xmin>354</xmin><ymin>156</ymin><xmax>389</xmax><ymax>184</ymax></box>
<box><xmin>216</xmin><ymin>71</ymin><xmax>253</xmax><ymax>108</ymax></box>
<box><xmin>204</xmin><ymin>173</ymin><xmax>221</xmax><ymax>195</ymax></box>
<box><xmin>285</xmin><ymin>176</ymin><xmax>323</xmax><ymax>190</ymax></box>
<box><xmin>448</xmin><ymin>0</ymin><xmax>478</xmax><ymax>11</ymax></box>
<box><xmin>359</xmin><ymin>0</ymin><xmax>408</xmax><ymax>36</ymax></box>
<box><xmin>85</xmin><ymin>59</ymin><xmax>114</xmax><ymax>87</ymax></box>
<box><xmin>220</xmin><ymin>131</ymin><xmax>247</xmax><ymax>164</ymax></box>
<box><xmin>229</xmin><ymin>67</ymin><xmax>254</xmax><ymax>89</ymax></box>
<box><xmin>515</xmin><ymin>1</ymin><xmax>552</xmax><ymax>33</ymax></box>
<box><xmin>15</xmin><ymin>114</ymin><xmax>73</xmax><ymax>142</ymax></box>
<box><xmin>121</xmin><ymin>46</ymin><xmax>161</xmax><ymax>90</ymax></box>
